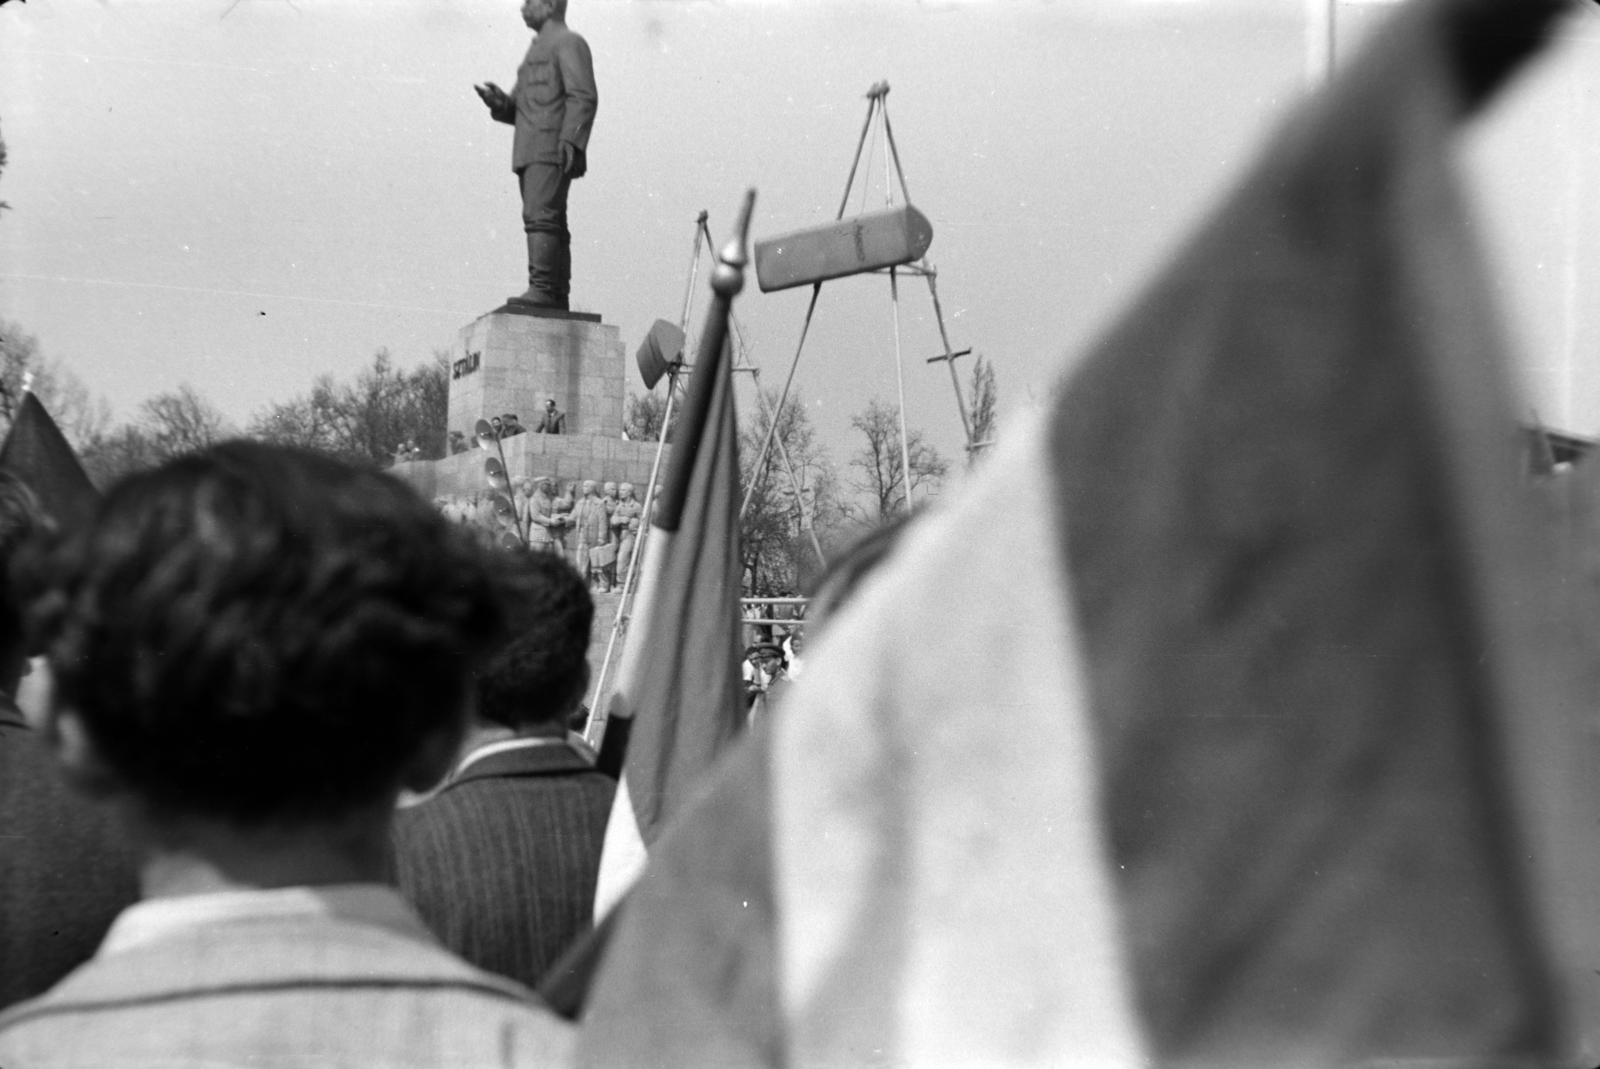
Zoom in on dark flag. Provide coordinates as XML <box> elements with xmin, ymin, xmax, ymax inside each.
<box><xmin>577</xmin><ymin>0</ymin><xmax>1600</xmax><ymax>1065</ymax></box>
<box><xmin>0</xmin><ymin>391</ymin><xmax>97</xmax><ymax>531</ymax></box>
<box><xmin>590</xmin><ymin>194</ymin><xmax>753</xmax><ymax>918</ymax></box>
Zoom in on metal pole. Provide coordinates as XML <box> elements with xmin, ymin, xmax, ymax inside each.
<box><xmin>924</xmin><ymin>271</ymin><xmax>974</xmax><ymax>449</ymax></box>
<box><xmin>889</xmin><ymin>264</ymin><xmax>914</xmax><ymax>513</ymax></box>
<box><xmin>740</xmin><ymin>284</ymin><xmax>821</xmax><ymax>518</ymax></box>
<box><xmin>584</xmin><ymin>366</ymin><xmax>680</xmax><ymax>744</ymax></box>
<box><xmin>838</xmin><ymin>88</ymin><xmax>883</xmax><ymax>220</ymax></box>
<box><xmin>881</xmin><ymin>94</ymin><xmax>912</xmax><ymax>207</ymax></box>
<box><xmin>679</xmin><ymin>211</ymin><xmax>708</xmax><ymax>338</ymax></box>
<box><xmin>750</xmin><ymin>368</ymin><xmax>828</xmax><ymax>568</ymax></box>
<box><xmin>743</xmin><ymin>86</ymin><xmax>885</xmax><ymax>520</ymax></box>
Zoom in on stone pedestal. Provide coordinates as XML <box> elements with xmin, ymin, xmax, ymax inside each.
<box><xmin>391</xmin><ymin>303</ymin><xmax>658</xmax><ymax>504</ymax></box>
<box><xmin>447</xmin><ymin>305</ymin><xmax>625</xmax><ymax>441</ymax></box>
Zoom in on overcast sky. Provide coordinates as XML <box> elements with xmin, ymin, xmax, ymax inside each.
<box><xmin>5</xmin><ymin>0</ymin><xmax>1600</xmax><ymax>467</ymax></box>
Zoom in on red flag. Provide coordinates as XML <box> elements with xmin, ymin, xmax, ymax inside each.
<box><xmin>0</xmin><ymin>391</ymin><xmax>97</xmax><ymax>531</ymax></box>
<box><xmin>592</xmin><ymin>193</ymin><xmax>753</xmax><ymax>916</ymax></box>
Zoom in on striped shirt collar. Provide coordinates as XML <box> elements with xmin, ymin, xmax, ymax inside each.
<box><xmin>452</xmin><ymin>733</ymin><xmax>577</xmax><ymax>779</ymax></box>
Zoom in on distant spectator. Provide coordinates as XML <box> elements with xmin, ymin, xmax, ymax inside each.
<box><xmin>393</xmin><ymin>548</ymin><xmax>614</xmax><ymax>992</ymax></box>
<box><xmin>0</xmin><ymin>473</ymin><xmax>140</xmax><ymax>1009</ymax></box>
<box><xmin>534</xmin><ymin>398</ymin><xmax>566</xmax><ymax>435</ymax></box>
<box><xmin>0</xmin><ymin>443</ymin><xmax>571</xmax><ymax>1066</ymax></box>
<box><xmin>502</xmin><ymin>413</ymin><xmax>527</xmax><ymax>438</ymax></box>
<box><xmin>781</xmin><ymin>627</ymin><xmax>805</xmax><ymax>680</ymax></box>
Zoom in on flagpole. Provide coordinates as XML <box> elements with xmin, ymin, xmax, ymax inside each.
<box><xmin>591</xmin><ymin>191</ymin><xmax>756</xmax><ymax>916</ymax></box>
<box><xmin>585</xmin><ymin>203</ymin><xmax>754</xmax><ymax>746</ymax></box>
<box><xmin>583</xmin><ymin>375</ymin><xmax>680</xmax><ymax>747</ymax></box>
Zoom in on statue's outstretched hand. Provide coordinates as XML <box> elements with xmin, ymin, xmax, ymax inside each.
<box><xmin>474</xmin><ymin>82</ymin><xmax>511</xmax><ymax>112</ymax></box>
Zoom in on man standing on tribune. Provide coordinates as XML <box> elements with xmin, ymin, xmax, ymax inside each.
<box><xmin>475</xmin><ymin>0</ymin><xmax>597</xmax><ymax>311</ymax></box>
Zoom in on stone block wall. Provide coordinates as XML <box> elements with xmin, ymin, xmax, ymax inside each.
<box><xmin>447</xmin><ymin>310</ymin><xmax>625</xmax><ymax>442</ymax></box>
<box><xmin>392</xmin><ymin>432</ymin><xmax>660</xmax><ymax>502</ymax></box>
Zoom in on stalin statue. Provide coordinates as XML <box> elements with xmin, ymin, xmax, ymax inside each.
<box><xmin>475</xmin><ymin>0</ymin><xmax>597</xmax><ymax>311</ymax></box>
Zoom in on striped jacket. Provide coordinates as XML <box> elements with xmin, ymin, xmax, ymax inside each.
<box><xmin>392</xmin><ymin>737</ymin><xmax>615</xmax><ymax>993</ymax></box>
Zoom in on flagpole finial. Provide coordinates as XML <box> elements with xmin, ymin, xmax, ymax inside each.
<box><xmin>712</xmin><ymin>189</ymin><xmax>756</xmax><ymax>299</ymax></box>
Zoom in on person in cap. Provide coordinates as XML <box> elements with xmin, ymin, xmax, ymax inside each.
<box><xmin>0</xmin><ymin>442</ymin><xmax>571</xmax><ymax>1067</ymax></box>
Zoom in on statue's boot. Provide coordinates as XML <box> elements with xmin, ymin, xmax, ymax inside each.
<box><xmin>555</xmin><ymin>237</ymin><xmax>572</xmax><ymax>306</ymax></box>
<box><xmin>515</xmin><ymin>232</ymin><xmax>569</xmax><ymax>310</ymax></box>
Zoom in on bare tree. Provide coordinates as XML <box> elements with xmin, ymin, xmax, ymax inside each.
<box><xmin>624</xmin><ymin>389</ymin><xmax>674</xmax><ymax>443</ymax></box>
<box><xmin>738</xmin><ymin>388</ymin><xmax>843</xmax><ymax>596</ymax></box>
<box><xmin>79</xmin><ymin>425</ymin><xmax>161</xmax><ymax>488</ymax></box>
<box><xmin>141</xmin><ymin>383</ymin><xmax>234</xmax><ymax>461</ymax></box>
<box><xmin>247</xmin><ymin>350</ymin><xmax>448</xmax><ymax>466</ymax></box>
<box><xmin>251</xmin><ymin>375</ymin><xmax>344</xmax><ymax>455</ymax></box>
<box><xmin>848</xmin><ymin>398</ymin><xmax>949</xmax><ymax>524</ymax></box>
<box><xmin>0</xmin><ymin>319</ymin><xmax>114</xmax><ymax>451</ymax></box>
<box><xmin>969</xmin><ymin>354</ymin><xmax>998</xmax><ymax>448</ymax></box>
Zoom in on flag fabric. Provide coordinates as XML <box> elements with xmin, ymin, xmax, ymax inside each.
<box><xmin>576</xmin><ymin>1</ymin><xmax>1600</xmax><ymax>1065</ymax></box>
<box><xmin>0</xmin><ymin>391</ymin><xmax>97</xmax><ymax>532</ymax></box>
<box><xmin>589</xmin><ymin>200</ymin><xmax>752</xmax><ymax>921</ymax></box>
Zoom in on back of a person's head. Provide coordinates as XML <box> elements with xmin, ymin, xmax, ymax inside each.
<box><xmin>0</xmin><ymin>471</ymin><xmax>47</xmax><ymax>671</ymax></box>
<box><xmin>30</xmin><ymin>441</ymin><xmax>503</xmax><ymax>825</ymax></box>
<box><xmin>476</xmin><ymin>549</ymin><xmax>592</xmax><ymax>730</ymax></box>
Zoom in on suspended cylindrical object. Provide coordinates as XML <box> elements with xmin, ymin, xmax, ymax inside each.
<box><xmin>754</xmin><ymin>205</ymin><xmax>933</xmax><ymax>293</ymax></box>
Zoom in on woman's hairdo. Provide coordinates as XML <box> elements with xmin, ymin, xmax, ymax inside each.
<box><xmin>31</xmin><ymin>441</ymin><xmax>507</xmax><ymax>824</ymax></box>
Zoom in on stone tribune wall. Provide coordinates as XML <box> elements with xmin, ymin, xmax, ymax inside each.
<box><xmin>393</xmin><ymin>431</ymin><xmax>659</xmax><ymax>502</ymax></box>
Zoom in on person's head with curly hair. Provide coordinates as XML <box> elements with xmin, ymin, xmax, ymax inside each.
<box><xmin>474</xmin><ymin>548</ymin><xmax>592</xmax><ymax>733</ymax></box>
<box><xmin>29</xmin><ymin>441</ymin><xmax>507</xmax><ymax>888</ymax></box>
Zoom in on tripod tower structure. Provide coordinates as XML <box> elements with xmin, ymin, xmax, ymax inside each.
<box><xmin>743</xmin><ymin>81</ymin><xmax>980</xmax><ymax>523</ymax></box>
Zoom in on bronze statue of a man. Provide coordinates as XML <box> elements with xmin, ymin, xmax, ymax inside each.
<box><xmin>475</xmin><ymin>0</ymin><xmax>597</xmax><ymax>311</ymax></box>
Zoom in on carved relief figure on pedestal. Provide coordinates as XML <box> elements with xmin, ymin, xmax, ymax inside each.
<box><xmin>525</xmin><ymin>477</ymin><xmax>563</xmax><ymax>553</ymax></box>
<box><xmin>512</xmin><ymin>477</ymin><xmax>533</xmax><ymax>541</ymax></box>
<box><xmin>551</xmin><ymin>480</ymin><xmax>576</xmax><ymax>561</ymax></box>
<box><xmin>600</xmin><ymin>482</ymin><xmax>620</xmax><ymax>590</ymax></box>
<box><xmin>611</xmin><ymin>481</ymin><xmax>641</xmax><ymax>586</ymax></box>
<box><xmin>571</xmin><ymin>479</ymin><xmax>613</xmax><ymax>592</ymax></box>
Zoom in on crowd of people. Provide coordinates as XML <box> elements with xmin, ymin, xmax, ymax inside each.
<box><xmin>0</xmin><ymin>436</ymin><xmax>849</xmax><ymax>1064</ymax></box>
<box><xmin>0</xmin><ymin>442</ymin><xmax>648</xmax><ymax>1064</ymax></box>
